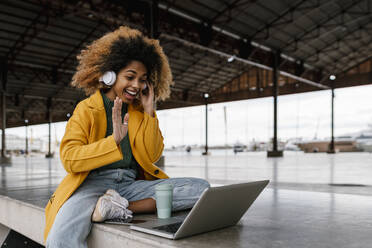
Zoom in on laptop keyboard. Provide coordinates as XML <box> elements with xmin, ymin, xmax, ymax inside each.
<box><xmin>153</xmin><ymin>222</ymin><xmax>183</xmax><ymax>233</ymax></box>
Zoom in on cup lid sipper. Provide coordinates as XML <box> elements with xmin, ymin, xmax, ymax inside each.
<box><xmin>155</xmin><ymin>183</ymin><xmax>173</xmax><ymax>191</ymax></box>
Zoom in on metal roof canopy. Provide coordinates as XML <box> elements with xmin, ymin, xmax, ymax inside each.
<box><xmin>0</xmin><ymin>0</ymin><xmax>371</xmax><ymax>127</ymax></box>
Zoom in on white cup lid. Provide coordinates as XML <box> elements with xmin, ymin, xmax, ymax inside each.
<box><xmin>155</xmin><ymin>183</ymin><xmax>173</xmax><ymax>191</ymax></box>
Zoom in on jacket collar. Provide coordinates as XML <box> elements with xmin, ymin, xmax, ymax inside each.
<box><xmin>87</xmin><ymin>90</ymin><xmax>105</xmax><ymax>110</ymax></box>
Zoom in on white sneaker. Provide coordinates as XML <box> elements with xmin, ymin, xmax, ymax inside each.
<box><xmin>92</xmin><ymin>189</ymin><xmax>133</xmax><ymax>222</ymax></box>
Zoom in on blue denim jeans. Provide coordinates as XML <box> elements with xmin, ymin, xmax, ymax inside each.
<box><xmin>46</xmin><ymin>168</ymin><xmax>210</xmax><ymax>248</ymax></box>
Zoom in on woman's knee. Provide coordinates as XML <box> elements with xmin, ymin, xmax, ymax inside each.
<box><xmin>46</xmin><ymin>195</ymin><xmax>97</xmax><ymax>247</ymax></box>
<box><xmin>178</xmin><ymin>177</ymin><xmax>210</xmax><ymax>197</ymax></box>
<box><xmin>170</xmin><ymin>178</ymin><xmax>209</xmax><ymax>211</ymax></box>
<box><xmin>46</xmin><ymin>229</ymin><xmax>70</xmax><ymax>248</ymax></box>
<box><xmin>192</xmin><ymin>178</ymin><xmax>210</xmax><ymax>193</ymax></box>
<box><xmin>46</xmin><ymin>220</ymin><xmax>90</xmax><ymax>248</ymax></box>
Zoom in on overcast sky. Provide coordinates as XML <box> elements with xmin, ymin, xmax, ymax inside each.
<box><xmin>4</xmin><ymin>84</ymin><xmax>372</xmax><ymax>148</ymax></box>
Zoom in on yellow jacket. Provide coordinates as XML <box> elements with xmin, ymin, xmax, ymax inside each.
<box><xmin>44</xmin><ymin>90</ymin><xmax>168</xmax><ymax>242</ymax></box>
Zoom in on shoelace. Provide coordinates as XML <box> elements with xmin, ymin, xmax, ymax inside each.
<box><xmin>101</xmin><ymin>195</ymin><xmax>133</xmax><ymax>219</ymax></box>
<box><xmin>108</xmin><ymin>196</ymin><xmax>127</xmax><ymax>209</ymax></box>
<box><xmin>105</xmin><ymin>189</ymin><xmax>128</xmax><ymax>209</ymax></box>
<box><xmin>105</xmin><ymin>190</ymin><xmax>133</xmax><ymax>218</ymax></box>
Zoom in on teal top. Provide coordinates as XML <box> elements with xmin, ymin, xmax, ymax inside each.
<box><xmin>93</xmin><ymin>91</ymin><xmax>139</xmax><ymax>172</ymax></box>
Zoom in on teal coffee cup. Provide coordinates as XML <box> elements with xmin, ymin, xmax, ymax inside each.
<box><xmin>155</xmin><ymin>183</ymin><xmax>173</xmax><ymax>219</ymax></box>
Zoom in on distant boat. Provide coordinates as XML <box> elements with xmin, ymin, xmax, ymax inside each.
<box><xmin>355</xmin><ymin>133</ymin><xmax>372</xmax><ymax>152</ymax></box>
<box><xmin>358</xmin><ymin>142</ymin><xmax>372</xmax><ymax>152</ymax></box>
<box><xmin>284</xmin><ymin>142</ymin><xmax>301</xmax><ymax>151</ymax></box>
<box><xmin>334</xmin><ymin>128</ymin><xmax>372</xmax><ymax>152</ymax></box>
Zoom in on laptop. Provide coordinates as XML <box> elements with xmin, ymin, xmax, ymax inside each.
<box><xmin>130</xmin><ymin>180</ymin><xmax>269</xmax><ymax>239</ymax></box>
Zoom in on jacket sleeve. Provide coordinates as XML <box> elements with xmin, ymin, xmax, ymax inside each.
<box><xmin>60</xmin><ymin>103</ymin><xmax>123</xmax><ymax>173</ymax></box>
<box><xmin>141</xmin><ymin>111</ymin><xmax>164</xmax><ymax>163</ymax></box>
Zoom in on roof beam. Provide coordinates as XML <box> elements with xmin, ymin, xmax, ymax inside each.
<box><xmin>56</xmin><ymin>22</ymin><xmax>101</xmax><ymax>71</ymax></box>
<box><xmin>340</xmin><ymin>56</ymin><xmax>372</xmax><ymax>77</ymax></box>
<box><xmin>296</xmin><ymin>15</ymin><xmax>372</xmax><ymax>61</ymax></box>
<box><xmin>324</xmin><ymin>37</ymin><xmax>372</xmax><ymax>76</ymax></box>
<box><xmin>210</xmin><ymin>0</ymin><xmax>242</xmax><ymax>23</ymax></box>
<box><xmin>283</xmin><ymin>0</ymin><xmax>363</xmax><ymax>51</ymax></box>
<box><xmin>250</xmin><ymin>0</ymin><xmax>308</xmax><ymax>40</ymax></box>
<box><xmin>157</xmin><ymin>1</ymin><xmax>321</xmax><ymax>78</ymax></box>
<box><xmin>161</xmin><ymin>33</ymin><xmax>329</xmax><ymax>89</ymax></box>
<box><xmin>6</xmin><ymin>7</ymin><xmax>49</xmax><ymax>65</ymax></box>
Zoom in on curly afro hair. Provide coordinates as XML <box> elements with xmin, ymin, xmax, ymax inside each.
<box><xmin>71</xmin><ymin>26</ymin><xmax>173</xmax><ymax>102</ymax></box>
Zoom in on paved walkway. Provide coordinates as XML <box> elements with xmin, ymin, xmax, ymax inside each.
<box><xmin>164</xmin><ymin>150</ymin><xmax>372</xmax><ymax>195</ymax></box>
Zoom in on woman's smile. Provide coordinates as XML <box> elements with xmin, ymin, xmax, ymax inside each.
<box><xmin>123</xmin><ymin>88</ymin><xmax>138</xmax><ymax>100</ymax></box>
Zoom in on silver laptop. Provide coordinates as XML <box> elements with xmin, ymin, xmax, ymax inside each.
<box><xmin>130</xmin><ymin>180</ymin><xmax>269</xmax><ymax>239</ymax></box>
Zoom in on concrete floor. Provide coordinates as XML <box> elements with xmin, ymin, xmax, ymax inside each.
<box><xmin>0</xmin><ymin>151</ymin><xmax>372</xmax><ymax>247</ymax></box>
<box><xmin>164</xmin><ymin>150</ymin><xmax>372</xmax><ymax>196</ymax></box>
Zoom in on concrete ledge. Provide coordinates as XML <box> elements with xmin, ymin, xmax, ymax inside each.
<box><xmin>0</xmin><ymin>195</ymin><xmax>162</xmax><ymax>247</ymax></box>
<box><xmin>0</xmin><ymin>195</ymin><xmax>222</xmax><ymax>248</ymax></box>
<box><xmin>0</xmin><ymin>223</ymin><xmax>10</xmax><ymax>245</ymax></box>
<box><xmin>0</xmin><ymin>195</ymin><xmax>45</xmax><ymax>245</ymax></box>
<box><xmin>88</xmin><ymin>224</ymin><xmax>172</xmax><ymax>248</ymax></box>
<box><xmin>0</xmin><ymin>194</ymin><xmax>250</xmax><ymax>248</ymax></box>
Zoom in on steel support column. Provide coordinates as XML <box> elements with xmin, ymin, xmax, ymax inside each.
<box><xmin>0</xmin><ymin>59</ymin><xmax>9</xmax><ymax>162</ymax></box>
<box><xmin>48</xmin><ymin>122</ymin><xmax>51</xmax><ymax>153</ymax></box>
<box><xmin>1</xmin><ymin>93</ymin><xmax>5</xmax><ymax>158</ymax></box>
<box><xmin>268</xmin><ymin>51</ymin><xmax>283</xmax><ymax>157</ymax></box>
<box><xmin>25</xmin><ymin>120</ymin><xmax>28</xmax><ymax>155</ymax></box>
<box><xmin>45</xmin><ymin>97</ymin><xmax>54</xmax><ymax>158</ymax></box>
<box><xmin>328</xmin><ymin>88</ymin><xmax>336</xmax><ymax>153</ymax></box>
<box><xmin>146</xmin><ymin>0</ymin><xmax>159</xmax><ymax>39</ymax></box>
<box><xmin>202</xmin><ymin>102</ymin><xmax>209</xmax><ymax>155</ymax></box>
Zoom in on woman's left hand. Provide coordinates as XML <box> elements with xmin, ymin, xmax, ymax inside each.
<box><xmin>140</xmin><ymin>83</ymin><xmax>155</xmax><ymax>117</ymax></box>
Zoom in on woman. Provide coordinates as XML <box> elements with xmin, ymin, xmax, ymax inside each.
<box><xmin>44</xmin><ymin>26</ymin><xmax>210</xmax><ymax>247</ymax></box>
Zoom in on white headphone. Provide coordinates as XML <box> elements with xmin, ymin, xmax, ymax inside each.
<box><xmin>99</xmin><ymin>71</ymin><xmax>116</xmax><ymax>86</ymax></box>
<box><xmin>99</xmin><ymin>71</ymin><xmax>148</xmax><ymax>91</ymax></box>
